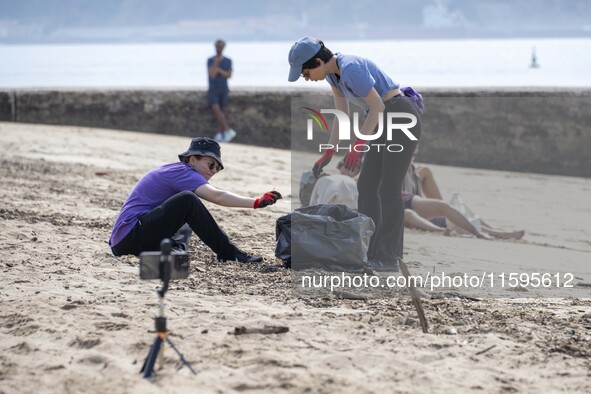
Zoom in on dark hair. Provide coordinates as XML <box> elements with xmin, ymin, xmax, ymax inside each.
<box><xmin>301</xmin><ymin>41</ymin><xmax>334</xmax><ymax>70</ymax></box>
<box><xmin>181</xmin><ymin>154</ymin><xmax>203</xmax><ymax>164</ymax></box>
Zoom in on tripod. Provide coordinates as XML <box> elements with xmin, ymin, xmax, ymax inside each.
<box><xmin>140</xmin><ymin>241</ymin><xmax>197</xmax><ymax>378</ymax></box>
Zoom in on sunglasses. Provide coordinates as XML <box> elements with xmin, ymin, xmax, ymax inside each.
<box><xmin>206</xmin><ymin>160</ymin><xmax>223</xmax><ymax>172</ymax></box>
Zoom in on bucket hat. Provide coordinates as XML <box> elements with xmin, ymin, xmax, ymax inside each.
<box><xmin>178</xmin><ymin>137</ymin><xmax>224</xmax><ymax>169</ymax></box>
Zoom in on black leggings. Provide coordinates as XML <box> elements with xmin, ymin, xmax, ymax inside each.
<box><xmin>357</xmin><ymin>95</ymin><xmax>422</xmax><ymax>261</ymax></box>
<box><xmin>111</xmin><ymin>191</ymin><xmax>239</xmax><ymax>259</ymax></box>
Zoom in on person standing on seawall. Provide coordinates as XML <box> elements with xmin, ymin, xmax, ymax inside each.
<box><xmin>287</xmin><ymin>37</ymin><xmax>422</xmax><ymax>272</ymax></box>
<box><xmin>207</xmin><ymin>39</ymin><xmax>237</xmax><ymax>142</ymax></box>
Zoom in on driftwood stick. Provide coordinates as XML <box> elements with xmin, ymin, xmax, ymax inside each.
<box><xmin>475</xmin><ymin>345</ymin><xmax>497</xmax><ymax>356</ymax></box>
<box><xmin>232</xmin><ymin>326</ymin><xmax>289</xmax><ymax>335</ymax></box>
<box><xmin>399</xmin><ymin>260</ymin><xmax>429</xmax><ymax>333</ymax></box>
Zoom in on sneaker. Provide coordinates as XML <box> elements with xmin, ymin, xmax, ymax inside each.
<box><xmin>223</xmin><ymin>129</ymin><xmax>237</xmax><ymax>142</ymax></box>
<box><xmin>214</xmin><ymin>132</ymin><xmax>224</xmax><ymax>142</ymax></box>
<box><xmin>218</xmin><ymin>250</ymin><xmax>263</xmax><ymax>264</ymax></box>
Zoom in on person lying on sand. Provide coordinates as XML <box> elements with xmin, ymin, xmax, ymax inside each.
<box><xmin>109</xmin><ymin>137</ymin><xmax>282</xmax><ymax>262</ymax></box>
<box><xmin>310</xmin><ymin>157</ymin><xmax>524</xmax><ymax>240</ymax></box>
<box><xmin>402</xmin><ymin>154</ymin><xmax>525</xmax><ymax>240</ymax></box>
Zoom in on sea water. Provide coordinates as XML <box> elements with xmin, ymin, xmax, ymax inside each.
<box><xmin>1</xmin><ymin>38</ymin><xmax>590</xmax><ymax>89</ymax></box>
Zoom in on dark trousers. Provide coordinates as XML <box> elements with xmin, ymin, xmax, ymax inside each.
<box><xmin>357</xmin><ymin>96</ymin><xmax>422</xmax><ymax>261</ymax></box>
<box><xmin>111</xmin><ymin>191</ymin><xmax>239</xmax><ymax>259</ymax></box>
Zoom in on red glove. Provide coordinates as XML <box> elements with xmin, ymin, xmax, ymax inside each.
<box><xmin>312</xmin><ymin>149</ymin><xmax>335</xmax><ymax>177</ymax></box>
<box><xmin>343</xmin><ymin>138</ymin><xmax>365</xmax><ymax>173</ymax></box>
<box><xmin>254</xmin><ymin>190</ymin><xmax>282</xmax><ymax>209</ymax></box>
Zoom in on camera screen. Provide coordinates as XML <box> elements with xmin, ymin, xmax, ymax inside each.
<box><xmin>139</xmin><ymin>251</ymin><xmax>190</xmax><ymax>280</ymax></box>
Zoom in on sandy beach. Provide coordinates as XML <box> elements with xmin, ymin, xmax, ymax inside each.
<box><xmin>1</xmin><ymin>122</ymin><xmax>590</xmax><ymax>393</ymax></box>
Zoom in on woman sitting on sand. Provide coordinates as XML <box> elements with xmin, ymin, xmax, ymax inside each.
<box><xmin>109</xmin><ymin>137</ymin><xmax>282</xmax><ymax>262</ymax></box>
<box><xmin>324</xmin><ymin>157</ymin><xmax>524</xmax><ymax>240</ymax></box>
<box><xmin>402</xmin><ymin>157</ymin><xmax>525</xmax><ymax>240</ymax></box>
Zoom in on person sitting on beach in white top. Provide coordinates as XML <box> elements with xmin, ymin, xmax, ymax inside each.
<box><xmin>307</xmin><ymin>156</ymin><xmax>524</xmax><ymax>240</ymax></box>
<box><xmin>402</xmin><ymin>153</ymin><xmax>525</xmax><ymax>239</ymax></box>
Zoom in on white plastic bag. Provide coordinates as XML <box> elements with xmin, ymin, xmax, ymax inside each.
<box><xmin>448</xmin><ymin>192</ymin><xmax>482</xmax><ymax>232</ymax></box>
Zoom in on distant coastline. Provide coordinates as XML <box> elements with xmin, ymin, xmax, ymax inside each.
<box><xmin>3</xmin><ymin>0</ymin><xmax>590</xmax><ymax>44</ymax></box>
<box><xmin>2</xmin><ymin>29</ymin><xmax>591</xmax><ymax>45</ymax></box>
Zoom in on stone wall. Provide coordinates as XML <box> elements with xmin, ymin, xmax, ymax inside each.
<box><xmin>420</xmin><ymin>90</ymin><xmax>591</xmax><ymax>177</ymax></box>
<box><xmin>0</xmin><ymin>89</ymin><xmax>292</xmax><ymax>150</ymax></box>
<box><xmin>0</xmin><ymin>88</ymin><xmax>589</xmax><ymax>177</ymax></box>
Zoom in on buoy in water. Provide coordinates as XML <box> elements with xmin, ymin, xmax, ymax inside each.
<box><xmin>530</xmin><ymin>47</ymin><xmax>539</xmax><ymax>68</ymax></box>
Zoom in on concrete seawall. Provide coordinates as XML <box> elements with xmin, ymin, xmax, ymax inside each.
<box><xmin>1</xmin><ymin>88</ymin><xmax>589</xmax><ymax>177</ymax></box>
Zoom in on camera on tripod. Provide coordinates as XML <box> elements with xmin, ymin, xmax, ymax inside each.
<box><xmin>137</xmin><ymin>239</ymin><xmax>196</xmax><ymax>378</ymax></box>
<box><xmin>139</xmin><ymin>239</ymin><xmax>190</xmax><ymax>280</ymax></box>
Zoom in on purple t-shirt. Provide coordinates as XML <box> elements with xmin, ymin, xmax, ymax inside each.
<box><xmin>326</xmin><ymin>53</ymin><xmax>399</xmax><ymax>110</ymax></box>
<box><xmin>109</xmin><ymin>162</ymin><xmax>208</xmax><ymax>247</ymax></box>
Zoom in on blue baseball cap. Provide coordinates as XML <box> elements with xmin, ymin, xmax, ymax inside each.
<box><xmin>288</xmin><ymin>36</ymin><xmax>322</xmax><ymax>82</ymax></box>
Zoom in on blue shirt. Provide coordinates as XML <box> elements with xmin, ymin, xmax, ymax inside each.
<box><xmin>207</xmin><ymin>56</ymin><xmax>232</xmax><ymax>91</ymax></box>
<box><xmin>109</xmin><ymin>162</ymin><xmax>208</xmax><ymax>247</ymax></box>
<box><xmin>326</xmin><ymin>53</ymin><xmax>399</xmax><ymax>110</ymax></box>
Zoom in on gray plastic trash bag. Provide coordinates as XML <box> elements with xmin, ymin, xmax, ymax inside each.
<box><xmin>275</xmin><ymin>213</ymin><xmax>292</xmax><ymax>268</ymax></box>
<box><xmin>291</xmin><ymin>204</ymin><xmax>375</xmax><ymax>272</ymax></box>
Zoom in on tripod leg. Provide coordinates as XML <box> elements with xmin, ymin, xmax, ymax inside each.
<box><xmin>141</xmin><ymin>336</ymin><xmax>163</xmax><ymax>378</ymax></box>
<box><xmin>158</xmin><ymin>340</ymin><xmax>165</xmax><ymax>371</ymax></box>
<box><xmin>140</xmin><ymin>342</ymin><xmax>154</xmax><ymax>374</ymax></box>
<box><xmin>166</xmin><ymin>337</ymin><xmax>197</xmax><ymax>375</ymax></box>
